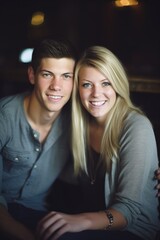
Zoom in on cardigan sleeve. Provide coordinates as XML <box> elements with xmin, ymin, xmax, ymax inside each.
<box><xmin>104</xmin><ymin>112</ymin><xmax>159</xmax><ymax>227</ymax></box>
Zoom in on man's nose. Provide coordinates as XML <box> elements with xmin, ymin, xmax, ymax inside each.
<box><xmin>49</xmin><ymin>77</ymin><xmax>61</xmax><ymax>91</ymax></box>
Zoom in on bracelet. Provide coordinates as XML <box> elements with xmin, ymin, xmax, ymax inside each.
<box><xmin>104</xmin><ymin>210</ymin><xmax>114</xmax><ymax>230</ymax></box>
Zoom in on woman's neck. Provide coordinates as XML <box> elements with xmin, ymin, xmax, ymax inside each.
<box><xmin>89</xmin><ymin>121</ymin><xmax>105</xmax><ymax>153</ymax></box>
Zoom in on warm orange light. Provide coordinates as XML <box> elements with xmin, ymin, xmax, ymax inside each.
<box><xmin>31</xmin><ymin>12</ymin><xmax>45</xmax><ymax>26</ymax></box>
<box><xmin>115</xmin><ymin>0</ymin><xmax>139</xmax><ymax>7</ymax></box>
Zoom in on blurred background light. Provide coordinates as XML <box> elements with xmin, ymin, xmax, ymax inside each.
<box><xmin>19</xmin><ymin>48</ymin><xmax>33</xmax><ymax>63</ymax></box>
<box><xmin>115</xmin><ymin>0</ymin><xmax>139</xmax><ymax>7</ymax></box>
<box><xmin>31</xmin><ymin>11</ymin><xmax>45</xmax><ymax>26</ymax></box>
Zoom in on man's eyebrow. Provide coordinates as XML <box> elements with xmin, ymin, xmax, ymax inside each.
<box><xmin>62</xmin><ymin>72</ymin><xmax>74</xmax><ymax>75</ymax></box>
<box><xmin>40</xmin><ymin>69</ymin><xmax>52</xmax><ymax>72</ymax></box>
<box><xmin>39</xmin><ymin>70</ymin><xmax>74</xmax><ymax>75</ymax></box>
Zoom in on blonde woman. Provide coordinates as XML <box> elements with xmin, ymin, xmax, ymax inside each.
<box><xmin>37</xmin><ymin>46</ymin><xmax>160</xmax><ymax>240</ymax></box>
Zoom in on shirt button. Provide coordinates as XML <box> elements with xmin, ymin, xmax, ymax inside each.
<box><xmin>35</xmin><ymin>148</ymin><xmax>40</xmax><ymax>152</ymax></box>
<box><xmin>14</xmin><ymin>157</ymin><xmax>19</xmax><ymax>161</ymax></box>
<box><xmin>34</xmin><ymin>133</ymin><xmax>38</xmax><ymax>138</ymax></box>
<box><xmin>34</xmin><ymin>165</ymin><xmax>37</xmax><ymax>168</ymax></box>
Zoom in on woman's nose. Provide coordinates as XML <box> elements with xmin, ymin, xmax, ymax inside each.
<box><xmin>91</xmin><ymin>85</ymin><xmax>101</xmax><ymax>97</ymax></box>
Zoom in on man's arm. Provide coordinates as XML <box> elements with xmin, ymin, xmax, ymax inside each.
<box><xmin>0</xmin><ymin>204</ymin><xmax>35</xmax><ymax>240</ymax></box>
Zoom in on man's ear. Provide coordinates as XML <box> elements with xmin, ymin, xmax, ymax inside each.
<box><xmin>28</xmin><ymin>66</ymin><xmax>35</xmax><ymax>85</ymax></box>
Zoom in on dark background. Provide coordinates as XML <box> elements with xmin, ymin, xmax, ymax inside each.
<box><xmin>0</xmin><ymin>0</ymin><xmax>160</xmax><ymax>90</ymax></box>
<box><xmin>0</xmin><ymin>0</ymin><xmax>160</xmax><ymax>159</ymax></box>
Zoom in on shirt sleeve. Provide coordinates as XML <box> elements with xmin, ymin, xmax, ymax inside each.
<box><xmin>0</xmin><ymin>106</ymin><xmax>9</xmax><ymax>208</ymax></box>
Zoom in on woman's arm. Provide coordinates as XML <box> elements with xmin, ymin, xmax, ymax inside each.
<box><xmin>36</xmin><ymin>208</ymin><xmax>127</xmax><ymax>240</ymax></box>
<box><xmin>105</xmin><ymin>113</ymin><xmax>159</xmax><ymax>226</ymax></box>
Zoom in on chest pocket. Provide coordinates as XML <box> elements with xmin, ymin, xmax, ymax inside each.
<box><xmin>2</xmin><ymin>147</ymin><xmax>32</xmax><ymax>175</ymax></box>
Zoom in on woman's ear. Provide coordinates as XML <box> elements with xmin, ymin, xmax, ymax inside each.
<box><xmin>28</xmin><ymin>66</ymin><xmax>35</xmax><ymax>85</ymax></box>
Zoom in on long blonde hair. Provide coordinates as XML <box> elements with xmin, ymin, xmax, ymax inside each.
<box><xmin>71</xmin><ymin>46</ymin><xmax>143</xmax><ymax>174</ymax></box>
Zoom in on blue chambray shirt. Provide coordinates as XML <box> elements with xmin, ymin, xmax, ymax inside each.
<box><xmin>0</xmin><ymin>92</ymin><xmax>71</xmax><ymax>211</ymax></box>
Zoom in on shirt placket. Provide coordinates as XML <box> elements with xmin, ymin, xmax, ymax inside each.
<box><xmin>17</xmin><ymin>130</ymin><xmax>42</xmax><ymax>199</ymax></box>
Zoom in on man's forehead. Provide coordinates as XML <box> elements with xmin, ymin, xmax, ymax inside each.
<box><xmin>37</xmin><ymin>58</ymin><xmax>75</xmax><ymax>73</ymax></box>
<box><xmin>40</xmin><ymin>57</ymin><xmax>75</xmax><ymax>66</ymax></box>
<box><xmin>41</xmin><ymin>57</ymin><xmax>75</xmax><ymax>63</ymax></box>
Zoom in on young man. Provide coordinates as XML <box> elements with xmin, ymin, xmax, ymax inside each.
<box><xmin>0</xmin><ymin>39</ymin><xmax>77</xmax><ymax>240</ymax></box>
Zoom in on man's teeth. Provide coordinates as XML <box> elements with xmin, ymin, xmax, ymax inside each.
<box><xmin>49</xmin><ymin>95</ymin><xmax>61</xmax><ymax>99</ymax></box>
<box><xmin>90</xmin><ymin>101</ymin><xmax>105</xmax><ymax>106</ymax></box>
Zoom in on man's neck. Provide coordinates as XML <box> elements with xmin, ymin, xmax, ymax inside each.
<box><xmin>24</xmin><ymin>94</ymin><xmax>60</xmax><ymax>143</ymax></box>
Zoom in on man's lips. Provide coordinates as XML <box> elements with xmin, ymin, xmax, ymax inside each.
<box><xmin>89</xmin><ymin>100</ymin><xmax>106</xmax><ymax>106</ymax></box>
<box><xmin>48</xmin><ymin>95</ymin><xmax>62</xmax><ymax>99</ymax></box>
<box><xmin>47</xmin><ymin>94</ymin><xmax>63</xmax><ymax>101</ymax></box>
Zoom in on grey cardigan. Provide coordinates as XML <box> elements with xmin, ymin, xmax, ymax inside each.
<box><xmin>104</xmin><ymin>112</ymin><xmax>160</xmax><ymax>240</ymax></box>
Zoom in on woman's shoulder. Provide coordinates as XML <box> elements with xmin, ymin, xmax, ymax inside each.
<box><xmin>120</xmin><ymin>111</ymin><xmax>155</xmax><ymax>144</ymax></box>
<box><xmin>125</xmin><ymin>111</ymin><xmax>152</xmax><ymax>129</ymax></box>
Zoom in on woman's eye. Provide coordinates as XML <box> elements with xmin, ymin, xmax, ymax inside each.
<box><xmin>102</xmin><ymin>81</ymin><xmax>111</xmax><ymax>87</ymax></box>
<box><xmin>82</xmin><ymin>83</ymin><xmax>91</xmax><ymax>88</ymax></box>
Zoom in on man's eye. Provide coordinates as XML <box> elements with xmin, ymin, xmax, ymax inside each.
<box><xmin>43</xmin><ymin>73</ymin><xmax>52</xmax><ymax>78</ymax></box>
<box><xmin>63</xmin><ymin>74</ymin><xmax>72</xmax><ymax>79</ymax></box>
<box><xmin>40</xmin><ymin>71</ymin><xmax>52</xmax><ymax>79</ymax></box>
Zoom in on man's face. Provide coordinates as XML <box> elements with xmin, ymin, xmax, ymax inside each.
<box><xmin>29</xmin><ymin>58</ymin><xmax>75</xmax><ymax>115</ymax></box>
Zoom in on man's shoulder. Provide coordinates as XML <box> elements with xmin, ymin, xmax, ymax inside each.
<box><xmin>0</xmin><ymin>92</ymin><xmax>27</xmax><ymax>110</ymax></box>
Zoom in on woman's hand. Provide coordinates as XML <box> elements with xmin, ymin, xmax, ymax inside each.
<box><xmin>36</xmin><ymin>211</ymin><xmax>90</xmax><ymax>240</ymax></box>
<box><xmin>36</xmin><ymin>209</ymin><xmax>127</xmax><ymax>240</ymax></box>
<box><xmin>155</xmin><ymin>168</ymin><xmax>160</xmax><ymax>197</ymax></box>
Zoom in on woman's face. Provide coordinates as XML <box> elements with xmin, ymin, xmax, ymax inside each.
<box><xmin>78</xmin><ymin>66</ymin><xmax>116</xmax><ymax>123</ymax></box>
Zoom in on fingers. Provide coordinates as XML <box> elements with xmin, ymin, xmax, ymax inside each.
<box><xmin>156</xmin><ymin>182</ymin><xmax>160</xmax><ymax>198</ymax></box>
<box><xmin>154</xmin><ymin>168</ymin><xmax>160</xmax><ymax>180</ymax></box>
<box><xmin>155</xmin><ymin>168</ymin><xmax>160</xmax><ymax>180</ymax></box>
<box><xmin>49</xmin><ymin>223</ymin><xmax>69</xmax><ymax>240</ymax></box>
<box><xmin>36</xmin><ymin>212</ymin><xmax>69</xmax><ymax>240</ymax></box>
<box><xmin>154</xmin><ymin>168</ymin><xmax>160</xmax><ymax>197</ymax></box>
